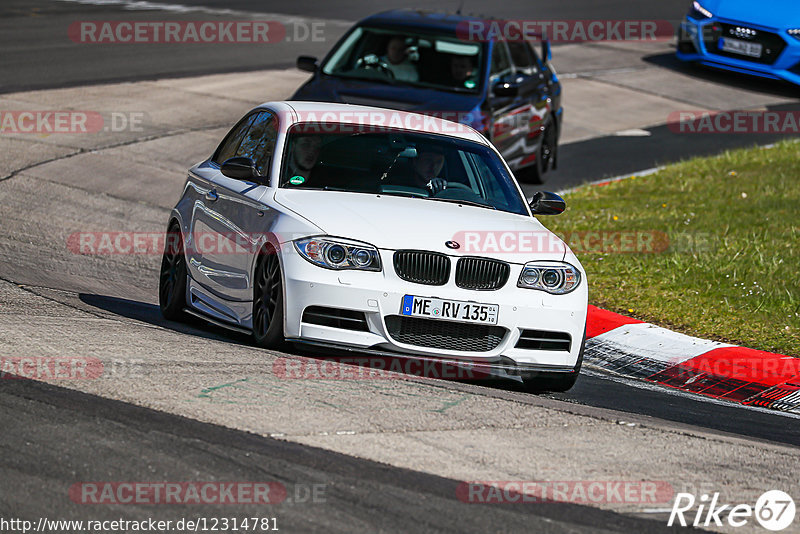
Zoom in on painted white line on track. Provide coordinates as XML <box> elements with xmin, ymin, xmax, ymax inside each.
<box><xmin>614</xmin><ymin>128</ymin><xmax>652</xmax><ymax>137</ymax></box>
<box><xmin>556</xmin><ymin>166</ymin><xmax>662</xmax><ymax>196</ymax></box>
<box><xmin>640</xmin><ymin>508</ymin><xmax>675</xmax><ymax>514</ymax></box>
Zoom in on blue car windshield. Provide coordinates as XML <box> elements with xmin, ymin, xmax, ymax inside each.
<box><xmin>321</xmin><ymin>26</ymin><xmax>484</xmax><ymax>93</ymax></box>
<box><xmin>279</xmin><ymin>123</ymin><xmax>528</xmax><ymax>216</ymax></box>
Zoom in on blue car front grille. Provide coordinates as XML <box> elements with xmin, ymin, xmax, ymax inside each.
<box><xmin>703</xmin><ymin>22</ymin><xmax>787</xmax><ymax>65</ymax></box>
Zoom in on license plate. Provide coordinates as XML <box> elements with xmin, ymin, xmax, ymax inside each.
<box><xmin>719</xmin><ymin>37</ymin><xmax>762</xmax><ymax>58</ymax></box>
<box><xmin>401</xmin><ymin>295</ymin><xmax>499</xmax><ymax>325</ymax></box>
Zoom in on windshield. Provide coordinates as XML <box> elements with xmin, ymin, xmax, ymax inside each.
<box><xmin>279</xmin><ymin>124</ymin><xmax>528</xmax><ymax>216</ymax></box>
<box><xmin>321</xmin><ymin>26</ymin><xmax>484</xmax><ymax>93</ymax></box>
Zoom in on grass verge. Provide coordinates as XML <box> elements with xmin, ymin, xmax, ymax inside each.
<box><xmin>546</xmin><ymin>140</ymin><xmax>800</xmax><ymax>356</ymax></box>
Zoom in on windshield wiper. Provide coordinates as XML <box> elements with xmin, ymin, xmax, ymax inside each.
<box><xmin>424</xmin><ymin>197</ymin><xmax>497</xmax><ymax>210</ymax></box>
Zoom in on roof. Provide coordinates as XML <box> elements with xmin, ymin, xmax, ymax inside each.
<box><xmin>264</xmin><ymin>101</ymin><xmax>487</xmax><ymax>144</ymax></box>
<box><xmin>358</xmin><ymin>9</ymin><xmax>490</xmax><ymax>34</ymax></box>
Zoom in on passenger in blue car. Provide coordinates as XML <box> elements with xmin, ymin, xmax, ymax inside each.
<box><xmin>449</xmin><ymin>54</ymin><xmax>477</xmax><ymax>88</ymax></box>
<box><xmin>380</xmin><ymin>36</ymin><xmax>419</xmax><ymax>82</ymax></box>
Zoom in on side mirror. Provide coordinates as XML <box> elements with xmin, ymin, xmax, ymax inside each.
<box><xmin>297</xmin><ymin>55</ymin><xmax>319</xmax><ymax>73</ymax></box>
<box><xmin>529</xmin><ymin>191</ymin><xmax>565</xmax><ymax>215</ymax></box>
<box><xmin>492</xmin><ymin>81</ymin><xmax>519</xmax><ymax>98</ymax></box>
<box><xmin>221</xmin><ymin>157</ymin><xmax>260</xmax><ymax>181</ymax></box>
<box><xmin>542</xmin><ymin>40</ymin><xmax>552</xmax><ymax>63</ymax></box>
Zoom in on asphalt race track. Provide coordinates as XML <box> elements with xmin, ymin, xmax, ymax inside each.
<box><xmin>0</xmin><ymin>0</ymin><xmax>690</xmax><ymax>93</ymax></box>
<box><xmin>2</xmin><ymin>378</ymin><xmax>682</xmax><ymax>533</ymax></box>
<box><xmin>1</xmin><ymin>1</ymin><xmax>799</xmax><ymax>532</ymax></box>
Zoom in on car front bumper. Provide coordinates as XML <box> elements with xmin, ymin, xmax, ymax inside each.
<box><xmin>279</xmin><ymin>244</ymin><xmax>588</xmax><ymax>373</ymax></box>
<box><xmin>677</xmin><ymin>16</ymin><xmax>800</xmax><ymax>86</ymax></box>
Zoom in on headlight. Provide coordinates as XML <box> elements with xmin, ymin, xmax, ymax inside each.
<box><xmin>294</xmin><ymin>237</ymin><xmax>382</xmax><ymax>271</ymax></box>
<box><xmin>688</xmin><ymin>1</ymin><xmax>712</xmax><ymax>19</ymax></box>
<box><xmin>517</xmin><ymin>262</ymin><xmax>580</xmax><ymax>294</ymax></box>
<box><xmin>789</xmin><ymin>29</ymin><xmax>800</xmax><ymax>41</ymax></box>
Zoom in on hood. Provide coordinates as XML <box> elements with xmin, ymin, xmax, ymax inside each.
<box><xmin>273</xmin><ymin>189</ymin><xmax>567</xmax><ymax>264</ymax></box>
<box><xmin>292</xmin><ymin>75</ymin><xmax>483</xmax><ymax>114</ymax></box>
<box><xmin>702</xmin><ymin>0</ymin><xmax>800</xmax><ymax>28</ymax></box>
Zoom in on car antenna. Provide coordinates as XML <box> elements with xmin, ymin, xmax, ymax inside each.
<box><xmin>455</xmin><ymin>0</ymin><xmax>464</xmax><ymax>15</ymax></box>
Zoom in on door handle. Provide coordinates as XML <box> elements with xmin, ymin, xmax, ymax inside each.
<box><xmin>205</xmin><ymin>189</ymin><xmax>219</xmax><ymax>202</ymax></box>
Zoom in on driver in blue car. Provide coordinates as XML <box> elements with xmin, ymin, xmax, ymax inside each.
<box><xmin>380</xmin><ymin>36</ymin><xmax>419</xmax><ymax>82</ymax></box>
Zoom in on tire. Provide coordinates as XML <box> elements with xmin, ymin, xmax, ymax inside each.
<box><xmin>521</xmin><ymin>326</ymin><xmax>585</xmax><ymax>393</ymax></box>
<box><xmin>518</xmin><ymin>118</ymin><xmax>557</xmax><ymax>185</ymax></box>
<box><xmin>159</xmin><ymin>222</ymin><xmax>188</xmax><ymax>321</ymax></box>
<box><xmin>252</xmin><ymin>246</ymin><xmax>285</xmax><ymax>349</ymax></box>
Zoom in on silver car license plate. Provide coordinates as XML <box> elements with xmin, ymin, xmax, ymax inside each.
<box><xmin>401</xmin><ymin>295</ymin><xmax>499</xmax><ymax>325</ymax></box>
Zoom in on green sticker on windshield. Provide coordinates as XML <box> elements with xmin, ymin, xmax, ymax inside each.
<box><xmin>289</xmin><ymin>175</ymin><xmax>305</xmax><ymax>185</ymax></box>
<box><xmin>464</xmin><ymin>80</ymin><xmax>476</xmax><ymax>89</ymax></box>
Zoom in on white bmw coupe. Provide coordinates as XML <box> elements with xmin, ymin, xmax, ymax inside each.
<box><xmin>159</xmin><ymin>102</ymin><xmax>587</xmax><ymax>391</ymax></box>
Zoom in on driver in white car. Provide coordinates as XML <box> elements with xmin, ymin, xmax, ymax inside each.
<box><xmin>411</xmin><ymin>148</ymin><xmax>447</xmax><ymax>194</ymax></box>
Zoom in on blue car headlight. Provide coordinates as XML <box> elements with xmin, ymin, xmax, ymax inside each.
<box><xmin>517</xmin><ymin>262</ymin><xmax>581</xmax><ymax>295</ymax></box>
<box><xmin>294</xmin><ymin>237</ymin><xmax>382</xmax><ymax>271</ymax></box>
<box><xmin>688</xmin><ymin>1</ymin><xmax>713</xmax><ymax>19</ymax></box>
<box><xmin>788</xmin><ymin>29</ymin><xmax>800</xmax><ymax>41</ymax></box>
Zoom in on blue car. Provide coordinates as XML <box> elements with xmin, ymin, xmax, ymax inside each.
<box><xmin>291</xmin><ymin>10</ymin><xmax>563</xmax><ymax>184</ymax></box>
<box><xmin>677</xmin><ymin>0</ymin><xmax>800</xmax><ymax>86</ymax></box>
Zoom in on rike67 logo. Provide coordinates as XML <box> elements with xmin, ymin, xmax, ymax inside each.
<box><xmin>669</xmin><ymin>490</ymin><xmax>796</xmax><ymax>531</ymax></box>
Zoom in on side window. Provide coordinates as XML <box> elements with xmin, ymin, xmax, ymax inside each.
<box><xmin>529</xmin><ymin>41</ymin><xmax>554</xmax><ymax>80</ymax></box>
<box><xmin>490</xmin><ymin>41</ymin><xmax>512</xmax><ymax>81</ymax></box>
<box><xmin>507</xmin><ymin>41</ymin><xmax>538</xmax><ymax>76</ymax></box>
<box><xmin>214</xmin><ymin>113</ymin><xmax>257</xmax><ymax>165</ymax></box>
<box><xmin>236</xmin><ymin>111</ymin><xmax>278</xmax><ymax>177</ymax></box>
<box><xmin>463</xmin><ymin>151</ymin><xmax>518</xmax><ymax>214</ymax></box>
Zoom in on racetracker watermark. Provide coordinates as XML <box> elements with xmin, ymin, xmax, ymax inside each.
<box><xmin>457</xmin><ymin>481</ymin><xmax>674</xmax><ymax>504</ymax></box>
<box><xmin>0</xmin><ymin>357</ymin><xmax>162</xmax><ymax>381</ymax></box>
<box><xmin>68</xmin><ymin>20</ymin><xmax>326</xmax><ymax>44</ymax></box>
<box><xmin>0</xmin><ymin>111</ymin><xmax>146</xmax><ymax>134</ymax></box>
<box><xmin>287</xmin><ymin>110</ymin><xmax>478</xmax><ymax>135</ymax></box>
<box><xmin>283</xmin><ymin>109</ymin><xmax>557</xmax><ymax>137</ymax></box>
<box><xmin>674</xmin><ymin>356</ymin><xmax>800</xmax><ymax>383</ymax></box>
<box><xmin>68</xmin><ymin>231</ymin><xmax>272</xmax><ymax>256</ymax></box>
<box><xmin>0</xmin><ymin>357</ymin><xmax>103</xmax><ymax>380</ymax></box>
<box><xmin>455</xmin><ymin>19</ymin><xmax>674</xmax><ymax>43</ymax></box>
<box><xmin>450</xmin><ymin>231</ymin><xmax>711</xmax><ymax>255</ymax></box>
<box><xmin>67</xmin><ymin>230</ymin><xmax>715</xmax><ymax>256</ymax></box>
<box><xmin>70</xmin><ymin>482</ymin><xmax>289</xmax><ymax>505</ymax></box>
<box><xmin>668</xmin><ymin>110</ymin><xmax>800</xmax><ymax>134</ymax></box>
<box><xmin>273</xmin><ymin>357</ymin><xmax>492</xmax><ymax>380</ymax></box>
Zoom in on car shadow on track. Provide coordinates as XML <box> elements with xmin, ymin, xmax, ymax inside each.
<box><xmin>78</xmin><ymin>293</ymin><xmax>255</xmax><ymax>346</ymax></box>
<box><xmin>642</xmin><ymin>52</ymin><xmax>800</xmax><ymax>99</ymax></box>
<box><xmin>78</xmin><ymin>293</ymin><xmax>533</xmax><ymax>394</ymax></box>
